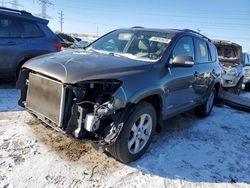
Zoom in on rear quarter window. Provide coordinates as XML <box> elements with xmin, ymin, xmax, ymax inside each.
<box><xmin>22</xmin><ymin>21</ymin><xmax>44</xmax><ymax>38</ymax></box>
<box><xmin>208</xmin><ymin>43</ymin><xmax>217</xmax><ymax>62</ymax></box>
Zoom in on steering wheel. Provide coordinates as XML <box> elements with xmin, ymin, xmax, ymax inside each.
<box><xmin>104</xmin><ymin>42</ymin><xmax>118</xmax><ymax>52</ymax></box>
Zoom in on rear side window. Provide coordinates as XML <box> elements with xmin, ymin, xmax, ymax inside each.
<box><xmin>195</xmin><ymin>39</ymin><xmax>209</xmax><ymax>63</ymax></box>
<box><xmin>0</xmin><ymin>17</ymin><xmax>21</xmax><ymax>38</ymax></box>
<box><xmin>172</xmin><ymin>36</ymin><xmax>194</xmax><ymax>59</ymax></box>
<box><xmin>208</xmin><ymin>43</ymin><xmax>217</xmax><ymax>62</ymax></box>
<box><xmin>22</xmin><ymin>21</ymin><xmax>44</xmax><ymax>38</ymax></box>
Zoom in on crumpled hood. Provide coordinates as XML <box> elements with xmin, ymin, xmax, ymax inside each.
<box><xmin>23</xmin><ymin>50</ymin><xmax>153</xmax><ymax>84</ymax></box>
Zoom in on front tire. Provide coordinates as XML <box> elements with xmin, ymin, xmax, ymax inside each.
<box><xmin>195</xmin><ymin>88</ymin><xmax>216</xmax><ymax>117</ymax></box>
<box><xmin>229</xmin><ymin>78</ymin><xmax>243</xmax><ymax>95</ymax></box>
<box><xmin>108</xmin><ymin>102</ymin><xmax>157</xmax><ymax>163</ymax></box>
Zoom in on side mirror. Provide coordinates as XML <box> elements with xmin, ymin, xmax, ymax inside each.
<box><xmin>170</xmin><ymin>56</ymin><xmax>194</xmax><ymax>67</ymax></box>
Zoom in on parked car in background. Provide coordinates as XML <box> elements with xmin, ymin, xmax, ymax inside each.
<box><xmin>74</xmin><ymin>37</ymin><xmax>82</xmax><ymax>42</ymax></box>
<box><xmin>70</xmin><ymin>40</ymin><xmax>91</xmax><ymax>49</ymax></box>
<box><xmin>0</xmin><ymin>7</ymin><xmax>61</xmax><ymax>80</ymax></box>
<box><xmin>56</xmin><ymin>32</ymin><xmax>77</xmax><ymax>44</ymax></box>
<box><xmin>212</xmin><ymin>40</ymin><xmax>244</xmax><ymax>95</ymax></box>
<box><xmin>242</xmin><ymin>53</ymin><xmax>250</xmax><ymax>91</ymax></box>
<box><xmin>56</xmin><ymin>34</ymin><xmax>73</xmax><ymax>49</ymax></box>
<box><xmin>17</xmin><ymin>28</ymin><xmax>221</xmax><ymax>163</ymax></box>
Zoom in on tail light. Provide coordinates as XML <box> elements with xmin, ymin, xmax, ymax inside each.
<box><xmin>53</xmin><ymin>42</ymin><xmax>62</xmax><ymax>52</ymax></box>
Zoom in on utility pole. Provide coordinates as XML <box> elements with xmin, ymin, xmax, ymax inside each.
<box><xmin>58</xmin><ymin>11</ymin><xmax>64</xmax><ymax>32</ymax></box>
<box><xmin>36</xmin><ymin>0</ymin><xmax>53</xmax><ymax>19</ymax></box>
<box><xmin>1</xmin><ymin>0</ymin><xmax>4</xmax><ymax>7</ymax></box>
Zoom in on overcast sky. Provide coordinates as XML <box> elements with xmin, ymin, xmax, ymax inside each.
<box><xmin>4</xmin><ymin>0</ymin><xmax>250</xmax><ymax>50</ymax></box>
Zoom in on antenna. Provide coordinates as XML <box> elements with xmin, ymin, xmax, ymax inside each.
<box><xmin>36</xmin><ymin>0</ymin><xmax>53</xmax><ymax>19</ymax></box>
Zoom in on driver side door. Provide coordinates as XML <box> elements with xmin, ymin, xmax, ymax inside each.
<box><xmin>163</xmin><ymin>36</ymin><xmax>198</xmax><ymax>117</ymax></box>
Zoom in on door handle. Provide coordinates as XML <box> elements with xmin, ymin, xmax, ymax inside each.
<box><xmin>0</xmin><ymin>41</ymin><xmax>16</xmax><ymax>46</ymax></box>
<box><xmin>6</xmin><ymin>41</ymin><xmax>17</xmax><ymax>45</ymax></box>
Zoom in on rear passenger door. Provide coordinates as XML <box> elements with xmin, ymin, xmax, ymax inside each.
<box><xmin>20</xmin><ymin>20</ymin><xmax>51</xmax><ymax>57</ymax></box>
<box><xmin>193</xmin><ymin>38</ymin><xmax>214</xmax><ymax>100</ymax></box>
<box><xmin>0</xmin><ymin>16</ymin><xmax>25</xmax><ymax>75</ymax></box>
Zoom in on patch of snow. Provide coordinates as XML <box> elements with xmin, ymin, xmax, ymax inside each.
<box><xmin>241</xmin><ymin>92</ymin><xmax>250</xmax><ymax>99</ymax></box>
<box><xmin>0</xmin><ymin>89</ymin><xmax>250</xmax><ymax>187</ymax></box>
<box><xmin>0</xmin><ymin>89</ymin><xmax>22</xmax><ymax>112</ymax></box>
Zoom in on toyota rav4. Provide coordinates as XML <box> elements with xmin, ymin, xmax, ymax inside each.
<box><xmin>17</xmin><ymin>28</ymin><xmax>221</xmax><ymax>163</ymax></box>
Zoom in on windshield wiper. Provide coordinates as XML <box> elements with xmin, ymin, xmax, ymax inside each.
<box><xmin>111</xmin><ymin>52</ymin><xmax>137</xmax><ymax>59</ymax></box>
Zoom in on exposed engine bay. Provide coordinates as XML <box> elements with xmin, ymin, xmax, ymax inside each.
<box><xmin>212</xmin><ymin>40</ymin><xmax>243</xmax><ymax>89</ymax></box>
<box><xmin>216</xmin><ymin>42</ymin><xmax>242</xmax><ymax>64</ymax></box>
<box><xmin>17</xmin><ymin>69</ymin><xmax>128</xmax><ymax>147</ymax></box>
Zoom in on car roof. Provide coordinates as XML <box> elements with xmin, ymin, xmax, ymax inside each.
<box><xmin>118</xmin><ymin>27</ymin><xmax>211</xmax><ymax>42</ymax></box>
<box><xmin>0</xmin><ymin>7</ymin><xmax>49</xmax><ymax>24</ymax></box>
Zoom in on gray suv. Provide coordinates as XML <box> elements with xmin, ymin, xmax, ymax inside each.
<box><xmin>0</xmin><ymin>7</ymin><xmax>61</xmax><ymax>79</ymax></box>
<box><xmin>17</xmin><ymin>28</ymin><xmax>221</xmax><ymax>163</ymax></box>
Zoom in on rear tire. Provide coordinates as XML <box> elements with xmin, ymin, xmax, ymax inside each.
<box><xmin>108</xmin><ymin>102</ymin><xmax>157</xmax><ymax>164</ymax></box>
<box><xmin>195</xmin><ymin>88</ymin><xmax>216</xmax><ymax>117</ymax></box>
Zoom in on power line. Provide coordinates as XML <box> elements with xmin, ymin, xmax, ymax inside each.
<box><xmin>63</xmin><ymin>0</ymin><xmax>250</xmax><ymax>15</ymax></box>
<box><xmin>58</xmin><ymin>11</ymin><xmax>64</xmax><ymax>32</ymax></box>
<box><xmin>63</xmin><ymin>5</ymin><xmax>250</xmax><ymax>21</ymax></box>
<box><xmin>1</xmin><ymin>0</ymin><xmax>23</xmax><ymax>9</ymax></box>
<box><xmin>64</xmin><ymin>16</ymin><xmax>250</xmax><ymax>31</ymax></box>
<box><xmin>36</xmin><ymin>0</ymin><xmax>53</xmax><ymax>19</ymax></box>
<box><xmin>63</xmin><ymin>17</ymin><xmax>250</xmax><ymax>41</ymax></box>
<box><xmin>8</xmin><ymin>0</ymin><xmax>20</xmax><ymax>9</ymax></box>
<box><xmin>61</xmin><ymin>8</ymin><xmax>250</xmax><ymax>29</ymax></box>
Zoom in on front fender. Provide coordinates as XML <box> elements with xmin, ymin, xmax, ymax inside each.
<box><xmin>113</xmin><ymin>85</ymin><xmax>164</xmax><ymax>104</ymax></box>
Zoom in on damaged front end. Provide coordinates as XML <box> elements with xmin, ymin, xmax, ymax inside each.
<box><xmin>17</xmin><ymin>69</ymin><xmax>128</xmax><ymax>147</ymax></box>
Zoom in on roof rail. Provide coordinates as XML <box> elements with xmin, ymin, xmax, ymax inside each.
<box><xmin>0</xmin><ymin>7</ymin><xmax>32</xmax><ymax>16</ymax></box>
<box><xmin>131</xmin><ymin>26</ymin><xmax>144</xmax><ymax>28</ymax></box>
<box><xmin>182</xmin><ymin>29</ymin><xmax>211</xmax><ymax>42</ymax></box>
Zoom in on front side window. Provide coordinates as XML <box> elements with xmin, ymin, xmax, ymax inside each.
<box><xmin>195</xmin><ymin>39</ymin><xmax>209</xmax><ymax>63</ymax></box>
<box><xmin>0</xmin><ymin>16</ymin><xmax>21</xmax><ymax>38</ymax></box>
<box><xmin>172</xmin><ymin>36</ymin><xmax>194</xmax><ymax>59</ymax></box>
<box><xmin>87</xmin><ymin>30</ymin><xmax>171</xmax><ymax>61</ymax></box>
<box><xmin>22</xmin><ymin>21</ymin><xmax>44</xmax><ymax>38</ymax></box>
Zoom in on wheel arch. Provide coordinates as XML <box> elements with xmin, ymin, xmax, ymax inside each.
<box><xmin>16</xmin><ymin>57</ymin><xmax>33</xmax><ymax>79</ymax></box>
<box><xmin>135</xmin><ymin>93</ymin><xmax>164</xmax><ymax>132</ymax></box>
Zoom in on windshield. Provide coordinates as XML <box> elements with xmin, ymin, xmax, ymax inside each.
<box><xmin>87</xmin><ymin>30</ymin><xmax>171</xmax><ymax>62</ymax></box>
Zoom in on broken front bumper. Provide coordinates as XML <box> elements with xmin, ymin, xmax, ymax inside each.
<box><xmin>18</xmin><ymin>70</ymin><xmax>128</xmax><ymax>145</ymax></box>
<box><xmin>221</xmin><ymin>74</ymin><xmax>242</xmax><ymax>88</ymax></box>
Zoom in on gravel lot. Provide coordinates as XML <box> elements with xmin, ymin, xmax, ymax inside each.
<box><xmin>0</xmin><ymin>87</ymin><xmax>250</xmax><ymax>188</ymax></box>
